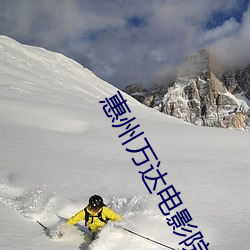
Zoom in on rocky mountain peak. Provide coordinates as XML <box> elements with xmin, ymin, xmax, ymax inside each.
<box><xmin>177</xmin><ymin>48</ymin><xmax>210</xmax><ymax>78</ymax></box>
<box><xmin>123</xmin><ymin>49</ymin><xmax>250</xmax><ymax>130</ymax></box>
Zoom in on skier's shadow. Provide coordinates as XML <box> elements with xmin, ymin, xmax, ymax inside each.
<box><xmin>74</xmin><ymin>224</ymin><xmax>93</xmax><ymax>250</ymax></box>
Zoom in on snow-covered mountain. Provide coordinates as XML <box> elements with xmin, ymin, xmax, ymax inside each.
<box><xmin>124</xmin><ymin>49</ymin><xmax>250</xmax><ymax>130</ymax></box>
<box><xmin>0</xmin><ymin>36</ymin><xmax>250</xmax><ymax>250</ymax></box>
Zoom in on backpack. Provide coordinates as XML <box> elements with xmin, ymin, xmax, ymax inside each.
<box><xmin>84</xmin><ymin>206</ymin><xmax>109</xmax><ymax>226</ymax></box>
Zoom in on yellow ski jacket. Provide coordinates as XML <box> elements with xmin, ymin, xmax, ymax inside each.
<box><xmin>67</xmin><ymin>206</ymin><xmax>121</xmax><ymax>233</ymax></box>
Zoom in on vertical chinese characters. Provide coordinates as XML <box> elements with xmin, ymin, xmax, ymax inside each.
<box><xmin>100</xmin><ymin>91</ymin><xmax>209</xmax><ymax>250</ymax></box>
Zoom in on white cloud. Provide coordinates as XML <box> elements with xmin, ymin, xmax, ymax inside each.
<box><xmin>209</xmin><ymin>5</ymin><xmax>250</xmax><ymax>68</ymax></box>
<box><xmin>200</xmin><ymin>18</ymin><xmax>240</xmax><ymax>45</ymax></box>
<box><xmin>0</xmin><ymin>0</ymin><xmax>249</xmax><ymax>88</ymax></box>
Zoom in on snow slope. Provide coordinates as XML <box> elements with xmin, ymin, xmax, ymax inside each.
<box><xmin>0</xmin><ymin>36</ymin><xmax>250</xmax><ymax>250</ymax></box>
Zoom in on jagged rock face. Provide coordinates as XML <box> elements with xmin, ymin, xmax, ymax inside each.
<box><xmin>123</xmin><ymin>84</ymin><xmax>147</xmax><ymax>103</ymax></box>
<box><xmin>217</xmin><ymin>66</ymin><xmax>250</xmax><ymax>99</ymax></box>
<box><xmin>162</xmin><ymin>74</ymin><xmax>249</xmax><ymax>128</ymax></box>
<box><xmin>123</xmin><ymin>49</ymin><xmax>250</xmax><ymax>130</ymax></box>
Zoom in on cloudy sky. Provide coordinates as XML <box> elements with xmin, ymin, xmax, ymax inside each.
<box><xmin>0</xmin><ymin>0</ymin><xmax>249</xmax><ymax>89</ymax></box>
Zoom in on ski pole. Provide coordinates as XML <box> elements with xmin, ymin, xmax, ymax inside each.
<box><xmin>122</xmin><ymin>227</ymin><xmax>177</xmax><ymax>250</ymax></box>
<box><xmin>37</xmin><ymin>220</ymin><xmax>48</xmax><ymax>231</ymax></box>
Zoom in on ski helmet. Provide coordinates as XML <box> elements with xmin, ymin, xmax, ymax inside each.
<box><xmin>89</xmin><ymin>195</ymin><xmax>104</xmax><ymax>210</ymax></box>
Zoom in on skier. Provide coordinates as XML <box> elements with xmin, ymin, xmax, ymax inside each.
<box><xmin>66</xmin><ymin>194</ymin><xmax>122</xmax><ymax>239</ymax></box>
